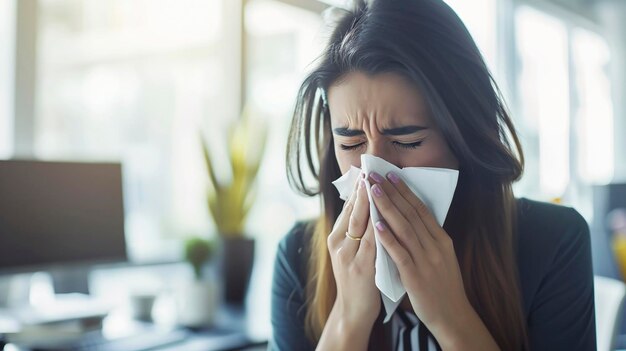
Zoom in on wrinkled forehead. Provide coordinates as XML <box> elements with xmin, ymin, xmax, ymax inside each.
<box><xmin>326</xmin><ymin>71</ymin><xmax>432</xmax><ymax>130</ymax></box>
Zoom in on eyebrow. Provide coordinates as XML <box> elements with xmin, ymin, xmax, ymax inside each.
<box><xmin>332</xmin><ymin>125</ymin><xmax>428</xmax><ymax>137</ymax></box>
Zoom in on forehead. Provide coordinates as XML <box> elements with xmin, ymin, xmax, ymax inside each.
<box><xmin>327</xmin><ymin>71</ymin><xmax>431</xmax><ymax>127</ymax></box>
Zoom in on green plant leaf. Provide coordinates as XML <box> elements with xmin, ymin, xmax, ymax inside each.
<box><xmin>200</xmin><ymin>132</ymin><xmax>220</xmax><ymax>194</ymax></box>
<box><xmin>201</xmin><ymin>105</ymin><xmax>268</xmax><ymax>238</ymax></box>
<box><xmin>184</xmin><ymin>237</ymin><xmax>214</xmax><ymax>280</ymax></box>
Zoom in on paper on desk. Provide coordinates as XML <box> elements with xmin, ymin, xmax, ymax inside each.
<box><xmin>331</xmin><ymin>154</ymin><xmax>458</xmax><ymax>322</ymax></box>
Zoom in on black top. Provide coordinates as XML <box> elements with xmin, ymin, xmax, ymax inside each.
<box><xmin>270</xmin><ymin>198</ymin><xmax>597</xmax><ymax>351</ymax></box>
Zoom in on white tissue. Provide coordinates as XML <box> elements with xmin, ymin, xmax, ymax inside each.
<box><xmin>331</xmin><ymin>154</ymin><xmax>458</xmax><ymax>322</ymax></box>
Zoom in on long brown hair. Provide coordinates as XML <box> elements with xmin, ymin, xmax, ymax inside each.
<box><xmin>286</xmin><ymin>0</ymin><xmax>529</xmax><ymax>349</ymax></box>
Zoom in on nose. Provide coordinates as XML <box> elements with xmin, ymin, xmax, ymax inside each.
<box><xmin>364</xmin><ymin>143</ymin><xmax>398</xmax><ymax>167</ymax></box>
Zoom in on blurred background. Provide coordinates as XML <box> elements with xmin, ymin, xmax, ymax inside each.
<box><xmin>0</xmin><ymin>0</ymin><xmax>625</xmax><ymax>350</ymax></box>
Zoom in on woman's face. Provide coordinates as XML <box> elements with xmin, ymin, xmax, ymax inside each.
<box><xmin>328</xmin><ymin>71</ymin><xmax>459</xmax><ymax>174</ymax></box>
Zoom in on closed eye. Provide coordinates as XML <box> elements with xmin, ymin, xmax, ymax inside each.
<box><xmin>339</xmin><ymin>142</ymin><xmax>366</xmax><ymax>151</ymax></box>
<box><xmin>339</xmin><ymin>141</ymin><xmax>423</xmax><ymax>151</ymax></box>
<box><xmin>393</xmin><ymin>141</ymin><xmax>422</xmax><ymax>149</ymax></box>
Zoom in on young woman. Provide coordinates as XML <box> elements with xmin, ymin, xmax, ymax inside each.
<box><xmin>271</xmin><ymin>0</ymin><xmax>596</xmax><ymax>350</ymax></box>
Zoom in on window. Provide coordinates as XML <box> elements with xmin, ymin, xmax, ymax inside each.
<box><xmin>242</xmin><ymin>0</ymin><xmax>324</xmax><ymax>338</ymax></box>
<box><xmin>244</xmin><ymin>0</ymin><xmax>323</xmax><ymax>235</ymax></box>
<box><xmin>444</xmin><ymin>0</ymin><xmax>498</xmax><ymax>76</ymax></box>
<box><xmin>513</xmin><ymin>3</ymin><xmax>614</xmax><ymax>221</ymax></box>
<box><xmin>572</xmin><ymin>27</ymin><xmax>614</xmax><ymax>185</ymax></box>
<box><xmin>35</xmin><ymin>0</ymin><xmax>238</xmax><ymax>261</ymax></box>
<box><xmin>515</xmin><ymin>5</ymin><xmax>570</xmax><ymax>200</ymax></box>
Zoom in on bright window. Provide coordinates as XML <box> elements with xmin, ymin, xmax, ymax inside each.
<box><xmin>35</xmin><ymin>0</ymin><xmax>236</xmax><ymax>261</ymax></box>
<box><xmin>244</xmin><ymin>0</ymin><xmax>323</xmax><ymax>235</ymax></box>
<box><xmin>444</xmin><ymin>0</ymin><xmax>498</xmax><ymax>75</ymax></box>
<box><xmin>572</xmin><ymin>27</ymin><xmax>614</xmax><ymax>184</ymax></box>
<box><xmin>244</xmin><ymin>0</ymin><xmax>324</xmax><ymax>338</ymax></box>
<box><xmin>515</xmin><ymin>5</ymin><xmax>570</xmax><ymax>199</ymax></box>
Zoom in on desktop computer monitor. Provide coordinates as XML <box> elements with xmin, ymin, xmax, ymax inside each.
<box><xmin>0</xmin><ymin>160</ymin><xmax>127</xmax><ymax>276</ymax></box>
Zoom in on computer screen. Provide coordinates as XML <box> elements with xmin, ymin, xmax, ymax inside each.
<box><xmin>0</xmin><ymin>160</ymin><xmax>127</xmax><ymax>273</ymax></box>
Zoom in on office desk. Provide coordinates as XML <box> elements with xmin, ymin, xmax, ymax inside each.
<box><xmin>0</xmin><ymin>230</ymin><xmax>279</xmax><ymax>351</ymax></box>
<box><xmin>0</xmin><ymin>302</ymin><xmax>268</xmax><ymax>350</ymax></box>
<box><xmin>132</xmin><ymin>304</ymin><xmax>268</xmax><ymax>351</ymax></box>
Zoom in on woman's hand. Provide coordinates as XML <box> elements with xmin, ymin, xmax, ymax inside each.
<box><xmin>317</xmin><ymin>176</ymin><xmax>380</xmax><ymax>351</ymax></box>
<box><xmin>367</xmin><ymin>171</ymin><xmax>496</xmax><ymax>349</ymax></box>
<box><xmin>326</xmin><ymin>175</ymin><xmax>381</xmax><ymax>328</ymax></box>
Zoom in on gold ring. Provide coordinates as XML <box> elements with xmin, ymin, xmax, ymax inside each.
<box><xmin>345</xmin><ymin>231</ymin><xmax>362</xmax><ymax>241</ymax></box>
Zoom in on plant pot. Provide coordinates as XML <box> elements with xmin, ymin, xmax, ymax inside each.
<box><xmin>175</xmin><ymin>280</ymin><xmax>218</xmax><ymax>328</ymax></box>
<box><xmin>129</xmin><ymin>292</ymin><xmax>157</xmax><ymax>322</ymax></box>
<box><xmin>219</xmin><ymin>237</ymin><xmax>255</xmax><ymax>305</ymax></box>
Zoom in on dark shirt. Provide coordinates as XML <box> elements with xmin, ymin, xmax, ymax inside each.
<box><xmin>270</xmin><ymin>198</ymin><xmax>597</xmax><ymax>350</ymax></box>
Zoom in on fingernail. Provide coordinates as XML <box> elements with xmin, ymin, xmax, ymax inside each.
<box><xmin>375</xmin><ymin>221</ymin><xmax>386</xmax><ymax>232</ymax></box>
<box><xmin>372</xmin><ymin>184</ymin><xmax>383</xmax><ymax>197</ymax></box>
<box><xmin>359</xmin><ymin>179</ymin><xmax>365</xmax><ymax>188</ymax></box>
<box><xmin>387</xmin><ymin>172</ymin><xmax>400</xmax><ymax>184</ymax></box>
<box><xmin>370</xmin><ymin>172</ymin><xmax>385</xmax><ymax>183</ymax></box>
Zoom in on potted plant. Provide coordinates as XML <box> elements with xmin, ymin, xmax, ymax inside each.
<box><xmin>185</xmin><ymin>237</ymin><xmax>215</xmax><ymax>281</ymax></box>
<box><xmin>200</xmin><ymin>107</ymin><xmax>267</xmax><ymax>304</ymax></box>
<box><xmin>177</xmin><ymin>236</ymin><xmax>218</xmax><ymax>327</ymax></box>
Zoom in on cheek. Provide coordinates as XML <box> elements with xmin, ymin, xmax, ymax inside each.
<box><xmin>409</xmin><ymin>148</ymin><xmax>447</xmax><ymax>167</ymax></box>
<box><xmin>416</xmin><ymin>141</ymin><xmax>459</xmax><ymax>169</ymax></box>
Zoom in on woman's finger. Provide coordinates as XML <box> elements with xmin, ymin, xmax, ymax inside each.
<box><xmin>389</xmin><ymin>174</ymin><xmax>450</xmax><ymax>243</ymax></box>
<box><xmin>375</xmin><ymin>221</ymin><xmax>414</xmax><ymax>271</ymax></box>
<box><xmin>381</xmin><ymin>172</ymin><xmax>454</xmax><ymax>270</ymax></box>
<box><xmin>368</xmin><ymin>174</ymin><xmax>423</xmax><ymax>258</ymax></box>
<box><xmin>355</xmin><ymin>220</ymin><xmax>376</xmax><ymax>266</ymax></box>
<box><xmin>386</xmin><ymin>171</ymin><xmax>449</xmax><ymax>244</ymax></box>
<box><xmin>343</xmin><ymin>178</ymin><xmax>369</xmax><ymax>257</ymax></box>
<box><xmin>328</xmin><ymin>175</ymin><xmax>360</xmax><ymax>252</ymax></box>
<box><xmin>370</xmin><ymin>172</ymin><xmax>433</xmax><ymax>253</ymax></box>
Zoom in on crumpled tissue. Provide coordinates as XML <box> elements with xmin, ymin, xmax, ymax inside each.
<box><xmin>331</xmin><ymin>154</ymin><xmax>458</xmax><ymax>322</ymax></box>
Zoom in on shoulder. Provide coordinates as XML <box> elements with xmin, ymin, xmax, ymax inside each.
<box><xmin>270</xmin><ymin>220</ymin><xmax>317</xmax><ymax>351</ymax></box>
<box><xmin>278</xmin><ymin>220</ymin><xmax>315</xmax><ymax>258</ymax></box>
<box><xmin>515</xmin><ymin>198</ymin><xmax>593</xmax><ymax>316</ymax></box>
<box><xmin>516</xmin><ymin>197</ymin><xmax>588</xmax><ymax>238</ymax></box>
<box><xmin>515</xmin><ymin>197</ymin><xmax>590</xmax><ymax>261</ymax></box>
<box><xmin>274</xmin><ymin>219</ymin><xmax>316</xmax><ymax>293</ymax></box>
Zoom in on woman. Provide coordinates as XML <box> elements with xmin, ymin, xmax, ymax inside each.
<box><xmin>271</xmin><ymin>0</ymin><xmax>596</xmax><ymax>350</ymax></box>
